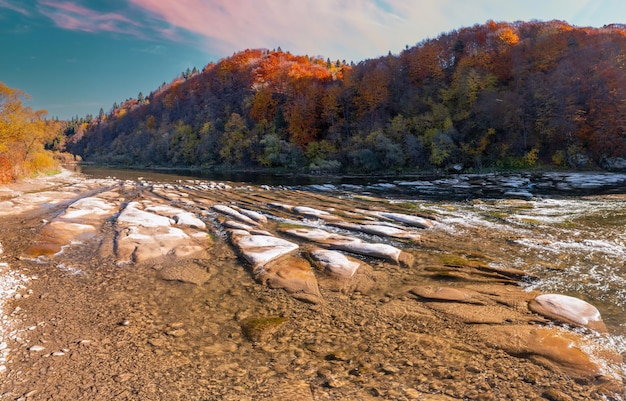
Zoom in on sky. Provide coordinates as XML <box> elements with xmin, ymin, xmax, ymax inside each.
<box><xmin>1</xmin><ymin>0</ymin><xmax>625</xmax><ymax>120</ymax></box>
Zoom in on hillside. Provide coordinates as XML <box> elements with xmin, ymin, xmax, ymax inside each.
<box><xmin>65</xmin><ymin>20</ymin><xmax>626</xmax><ymax>173</ymax></box>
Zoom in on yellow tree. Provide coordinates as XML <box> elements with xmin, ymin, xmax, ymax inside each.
<box><xmin>0</xmin><ymin>82</ymin><xmax>59</xmax><ymax>182</ymax></box>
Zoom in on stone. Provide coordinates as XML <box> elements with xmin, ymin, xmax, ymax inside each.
<box><xmin>375</xmin><ymin>212</ymin><xmax>436</xmax><ymax>229</ymax></box>
<box><xmin>410</xmin><ymin>286</ymin><xmax>483</xmax><ymax>304</ymax></box>
<box><xmin>28</xmin><ymin>345</ymin><xmax>45</xmax><ymax>352</ymax></box>
<box><xmin>240</xmin><ymin>316</ymin><xmax>288</xmax><ymax>343</ymax></box>
<box><xmin>117</xmin><ymin>202</ymin><xmax>173</xmax><ymax>227</ymax></box>
<box><xmin>309</xmin><ymin>249</ymin><xmax>360</xmax><ymax>278</ymax></box>
<box><xmin>237</xmin><ymin>208</ymin><xmax>268</xmax><ymax>224</ymax></box>
<box><xmin>472</xmin><ymin>325</ymin><xmax>621</xmax><ymax>378</ymax></box>
<box><xmin>230</xmin><ymin>232</ymin><xmax>299</xmax><ymax>269</ymax></box>
<box><xmin>528</xmin><ymin>294</ymin><xmax>607</xmax><ymax>332</ymax></box>
<box><xmin>331</xmin><ymin>221</ymin><xmax>421</xmax><ymax>241</ymax></box>
<box><xmin>284</xmin><ymin>228</ymin><xmax>408</xmax><ymax>265</ymax></box>
<box><xmin>158</xmin><ymin>263</ymin><xmax>211</xmax><ymax>285</ymax></box>
<box><xmin>213</xmin><ymin>204</ymin><xmax>259</xmax><ymax>226</ymax></box>
<box><xmin>257</xmin><ymin>255</ymin><xmax>322</xmax><ymax>303</ymax></box>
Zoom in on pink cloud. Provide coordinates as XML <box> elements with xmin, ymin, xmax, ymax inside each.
<box><xmin>0</xmin><ymin>0</ymin><xmax>30</xmax><ymax>15</ymax></box>
<box><xmin>126</xmin><ymin>0</ymin><xmax>405</xmax><ymax>60</ymax></box>
<box><xmin>38</xmin><ymin>0</ymin><xmax>144</xmax><ymax>36</ymax></box>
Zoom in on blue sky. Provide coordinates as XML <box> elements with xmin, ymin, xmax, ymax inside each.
<box><xmin>1</xmin><ymin>0</ymin><xmax>625</xmax><ymax>120</ymax></box>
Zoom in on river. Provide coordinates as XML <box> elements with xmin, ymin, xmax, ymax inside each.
<box><xmin>0</xmin><ymin>167</ymin><xmax>624</xmax><ymax>400</ymax></box>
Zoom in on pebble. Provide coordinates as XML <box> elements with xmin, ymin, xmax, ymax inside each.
<box><xmin>113</xmin><ymin>373</ymin><xmax>134</xmax><ymax>383</ymax></box>
<box><xmin>327</xmin><ymin>379</ymin><xmax>346</xmax><ymax>388</ymax></box>
<box><xmin>404</xmin><ymin>388</ymin><xmax>421</xmax><ymax>399</ymax></box>
<box><xmin>381</xmin><ymin>364</ymin><xmax>400</xmax><ymax>374</ymax></box>
<box><xmin>167</xmin><ymin>329</ymin><xmax>187</xmax><ymax>338</ymax></box>
<box><xmin>28</xmin><ymin>345</ymin><xmax>45</xmax><ymax>352</ymax></box>
<box><xmin>52</xmin><ymin>351</ymin><xmax>65</xmax><ymax>357</ymax></box>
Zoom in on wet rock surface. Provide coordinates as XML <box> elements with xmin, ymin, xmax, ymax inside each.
<box><xmin>0</xmin><ymin>170</ymin><xmax>624</xmax><ymax>400</ymax></box>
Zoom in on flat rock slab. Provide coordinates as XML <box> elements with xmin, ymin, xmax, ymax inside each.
<box><xmin>258</xmin><ymin>255</ymin><xmax>321</xmax><ymax>304</ymax></box>
<box><xmin>213</xmin><ymin>204</ymin><xmax>259</xmax><ymax>226</ymax></box>
<box><xmin>473</xmin><ymin>325</ymin><xmax>621</xmax><ymax>378</ymax></box>
<box><xmin>331</xmin><ymin>221</ymin><xmax>421</xmax><ymax>242</ymax></box>
<box><xmin>410</xmin><ymin>286</ymin><xmax>484</xmax><ymax>304</ymax></box>
<box><xmin>374</xmin><ymin>212</ymin><xmax>436</xmax><ymax>229</ymax></box>
<box><xmin>118</xmin><ymin>202</ymin><xmax>173</xmax><ymax>227</ymax></box>
<box><xmin>309</xmin><ymin>249</ymin><xmax>361</xmax><ymax>278</ymax></box>
<box><xmin>230</xmin><ymin>232</ymin><xmax>299</xmax><ymax>269</ymax></box>
<box><xmin>284</xmin><ymin>228</ymin><xmax>411</xmax><ymax>265</ymax></box>
<box><xmin>528</xmin><ymin>293</ymin><xmax>607</xmax><ymax>332</ymax></box>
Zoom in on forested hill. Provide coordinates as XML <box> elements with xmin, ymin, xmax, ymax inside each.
<box><xmin>66</xmin><ymin>20</ymin><xmax>626</xmax><ymax>173</ymax></box>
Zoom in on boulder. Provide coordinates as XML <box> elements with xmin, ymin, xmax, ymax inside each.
<box><xmin>528</xmin><ymin>294</ymin><xmax>607</xmax><ymax>332</ymax></box>
<box><xmin>257</xmin><ymin>255</ymin><xmax>322</xmax><ymax>304</ymax></box>
<box><xmin>309</xmin><ymin>249</ymin><xmax>360</xmax><ymax>278</ymax></box>
<box><xmin>230</xmin><ymin>232</ymin><xmax>299</xmax><ymax>269</ymax></box>
<box><xmin>472</xmin><ymin>325</ymin><xmax>622</xmax><ymax>378</ymax></box>
<box><xmin>375</xmin><ymin>212</ymin><xmax>436</xmax><ymax>229</ymax></box>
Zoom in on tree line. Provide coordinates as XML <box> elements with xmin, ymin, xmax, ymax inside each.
<box><xmin>65</xmin><ymin>20</ymin><xmax>626</xmax><ymax>173</ymax></box>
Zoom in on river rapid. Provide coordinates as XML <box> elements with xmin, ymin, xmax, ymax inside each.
<box><xmin>0</xmin><ymin>167</ymin><xmax>625</xmax><ymax>400</ymax></box>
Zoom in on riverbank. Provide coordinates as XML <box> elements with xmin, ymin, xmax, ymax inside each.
<box><xmin>0</xmin><ymin>169</ymin><xmax>624</xmax><ymax>400</ymax></box>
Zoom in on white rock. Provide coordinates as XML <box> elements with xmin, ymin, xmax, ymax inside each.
<box><xmin>230</xmin><ymin>233</ymin><xmax>298</xmax><ymax>268</ymax></box>
<box><xmin>332</xmin><ymin>241</ymin><xmax>402</xmax><ymax>263</ymax></box>
<box><xmin>294</xmin><ymin>206</ymin><xmax>331</xmax><ymax>217</ymax></box>
<box><xmin>28</xmin><ymin>345</ymin><xmax>45</xmax><ymax>352</ymax></box>
<box><xmin>529</xmin><ymin>294</ymin><xmax>605</xmax><ymax>331</ymax></box>
<box><xmin>284</xmin><ymin>228</ymin><xmax>358</xmax><ymax>245</ymax></box>
<box><xmin>213</xmin><ymin>205</ymin><xmax>258</xmax><ymax>226</ymax></box>
<box><xmin>310</xmin><ymin>250</ymin><xmax>360</xmax><ymax>278</ymax></box>
<box><xmin>238</xmin><ymin>209</ymin><xmax>268</xmax><ymax>224</ymax></box>
<box><xmin>376</xmin><ymin>212</ymin><xmax>436</xmax><ymax>229</ymax></box>
<box><xmin>145</xmin><ymin>205</ymin><xmax>206</xmax><ymax>229</ymax></box>
<box><xmin>223</xmin><ymin>220</ymin><xmax>255</xmax><ymax>231</ymax></box>
<box><xmin>118</xmin><ymin>202</ymin><xmax>172</xmax><ymax>227</ymax></box>
<box><xmin>62</xmin><ymin>197</ymin><xmax>116</xmax><ymax>220</ymax></box>
<box><xmin>285</xmin><ymin>228</ymin><xmax>403</xmax><ymax>262</ymax></box>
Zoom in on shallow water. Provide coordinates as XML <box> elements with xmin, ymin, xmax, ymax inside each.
<box><xmin>2</xmin><ymin>168</ymin><xmax>625</xmax><ymax>400</ymax></box>
<box><xmin>79</xmin><ymin>167</ymin><xmax>626</xmax><ymax>348</ymax></box>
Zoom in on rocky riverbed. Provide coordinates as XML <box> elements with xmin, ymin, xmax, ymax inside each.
<box><xmin>0</xmin><ymin>169</ymin><xmax>624</xmax><ymax>400</ymax></box>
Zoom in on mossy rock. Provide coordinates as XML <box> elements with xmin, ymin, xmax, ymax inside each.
<box><xmin>241</xmin><ymin>316</ymin><xmax>289</xmax><ymax>343</ymax></box>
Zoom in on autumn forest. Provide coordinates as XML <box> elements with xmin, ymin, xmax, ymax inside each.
<box><xmin>3</xmin><ymin>20</ymin><xmax>626</xmax><ymax>181</ymax></box>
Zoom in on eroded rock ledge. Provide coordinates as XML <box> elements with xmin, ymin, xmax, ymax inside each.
<box><xmin>2</xmin><ymin>175</ymin><xmax>624</xmax><ymax>398</ymax></box>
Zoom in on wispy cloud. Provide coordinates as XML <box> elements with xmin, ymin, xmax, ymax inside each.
<box><xmin>126</xmin><ymin>0</ymin><xmax>600</xmax><ymax>61</ymax></box>
<box><xmin>21</xmin><ymin>0</ymin><xmax>616</xmax><ymax>64</ymax></box>
<box><xmin>133</xmin><ymin>45</ymin><xmax>167</xmax><ymax>55</ymax></box>
<box><xmin>37</xmin><ymin>0</ymin><xmax>144</xmax><ymax>36</ymax></box>
<box><xmin>0</xmin><ymin>0</ymin><xmax>30</xmax><ymax>15</ymax></box>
